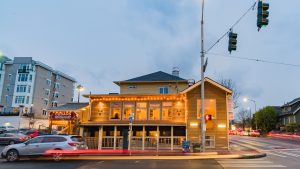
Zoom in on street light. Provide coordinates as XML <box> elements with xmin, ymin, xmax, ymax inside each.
<box><xmin>243</xmin><ymin>97</ymin><xmax>257</xmax><ymax>130</ymax></box>
<box><xmin>76</xmin><ymin>85</ymin><xmax>84</xmax><ymax>103</ymax></box>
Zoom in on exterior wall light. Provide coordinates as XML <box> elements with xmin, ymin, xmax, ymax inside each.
<box><xmin>190</xmin><ymin>122</ymin><xmax>198</xmax><ymax>127</ymax></box>
<box><xmin>217</xmin><ymin>124</ymin><xmax>226</xmax><ymax>128</ymax></box>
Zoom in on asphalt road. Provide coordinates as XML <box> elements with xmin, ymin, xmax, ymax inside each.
<box><xmin>0</xmin><ymin>135</ymin><xmax>299</xmax><ymax>169</ymax></box>
<box><xmin>230</xmin><ymin>135</ymin><xmax>300</xmax><ymax>169</ymax></box>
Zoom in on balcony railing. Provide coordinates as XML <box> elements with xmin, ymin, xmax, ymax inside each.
<box><xmin>0</xmin><ymin>112</ymin><xmax>20</xmax><ymax>116</ymax></box>
<box><xmin>18</xmin><ymin>68</ymin><xmax>32</xmax><ymax>73</ymax></box>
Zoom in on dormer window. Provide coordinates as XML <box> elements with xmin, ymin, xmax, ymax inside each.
<box><xmin>159</xmin><ymin>87</ymin><xmax>169</xmax><ymax>94</ymax></box>
<box><xmin>128</xmin><ymin>85</ymin><xmax>136</xmax><ymax>90</ymax></box>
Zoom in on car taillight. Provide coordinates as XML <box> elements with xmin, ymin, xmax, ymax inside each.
<box><xmin>19</xmin><ymin>137</ymin><xmax>25</xmax><ymax>140</ymax></box>
<box><xmin>68</xmin><ymin>142</ymin><xmax>79</xmax><ymax>146</ymax></box>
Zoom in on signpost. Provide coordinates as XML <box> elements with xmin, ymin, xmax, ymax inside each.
<box><xmin>128</xmin><ymin>113</ymin><xmax>133</xmax><ymax>153</ymax></box>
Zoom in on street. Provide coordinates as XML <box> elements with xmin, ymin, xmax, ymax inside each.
<box><xmin>0</xmin><ymin>135</ymin><xmax>300</xmax><ymax>169</ymax></box>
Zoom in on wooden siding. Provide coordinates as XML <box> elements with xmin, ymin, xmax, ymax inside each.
<box><xmin>119</xmin><ymin>82</ymin><xmax>188</xmax><ymax>94</ymax></box>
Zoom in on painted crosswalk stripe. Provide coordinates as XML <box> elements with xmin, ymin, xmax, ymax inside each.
<box><xmin>267</xmin><ymin>152</ymin><xmax>287</xmax><ymax>157</ymax></box>
<box><xmin>278</xmin><ymin>151</ymin><xmax>300</xmax><ymax>157</ymax></box>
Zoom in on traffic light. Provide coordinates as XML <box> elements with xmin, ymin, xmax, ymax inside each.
<box><xmin>205</xmin><ymin>114</ymin><xmax>212</xmax><ymax>122</ymax></box>
<box><xmin>257</xmin><ymin>0</ymin><xmax>269</xmax><ymax>29</ymax></box>
<box><xmin>228</xmin><ymin>31</ymin><xmax>237</xmax><ymax>53</ymax></box>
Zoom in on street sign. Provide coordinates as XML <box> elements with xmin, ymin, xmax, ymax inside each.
<box><xmin>129</xmin><ymin>116</ymin><xmax>133</xmax><ymax>123</ymax></box>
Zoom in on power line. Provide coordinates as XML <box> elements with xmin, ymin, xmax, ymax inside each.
<box><xmin>206</xmin><ymin>2</ymin><xmax>257</xmax><ymax>53</ymax></box>
<box><xmin>206</xmin><ymin>52</ymin><xmax>300</xmax><ymax>68</ymax></box>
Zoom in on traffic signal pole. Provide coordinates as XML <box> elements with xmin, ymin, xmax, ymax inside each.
<box><xmin>200</xmin><ymin>0</ymin><xmax>206</xmax><ymax>152</ymax></box>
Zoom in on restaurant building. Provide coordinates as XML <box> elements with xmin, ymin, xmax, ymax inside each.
<box><xmin>50</xmin><ymin>70</ymin><xmax>232</xmax><ymax>150</ymax></box>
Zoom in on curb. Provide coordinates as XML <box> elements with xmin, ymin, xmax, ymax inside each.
<box><xmin>235</xmin><ymin>152</ymin><xmax>267</xmax><ymax>159</ymax></box>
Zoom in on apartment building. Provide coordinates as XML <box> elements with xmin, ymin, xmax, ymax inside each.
<box><xmin>0</xmin><ymin>56</ymin><xmax>76</xmax><ymax>128</ymax></box>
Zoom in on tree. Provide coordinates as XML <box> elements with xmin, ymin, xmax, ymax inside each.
<box><xmin>236</xmin><ymin>109</ymin><xmax>250</xmax><ymax>130</ymax></box>
<box><xmin>218</xmin><ymin>76</ymin><xmax>241</xmax><ymax>109</ymax></box>
<box><xmin>255</xmin><ymin>106</ymin><xmax>277</xmax><ymax>134</ymax></box>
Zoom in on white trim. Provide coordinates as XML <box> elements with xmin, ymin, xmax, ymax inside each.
<box><xmin>180</xmin><ymin>78</ymin><xmax>232</xmax><ymax>94</ymax></box>
<box><xmin>293</xmin><ymin>106</ymin><xmax>300</xmax><ymax>115</ymax></box>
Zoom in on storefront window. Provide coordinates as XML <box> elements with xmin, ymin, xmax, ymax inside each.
<box><xmin>110</xmin><ymin>102</ymin><xmax>121</xmax><ymax>120</ymax></box>
<box><xmin>136</xmin><ymin>102</ymin><xmax>147</xmax><ymax>120</ymax></box>
<box><xmin>162</xmin><ymin>102</ymin><xmax>173</xmax><ymax>120</ymax></box>
<box><xmin>197</xmin><ymin>99</ymin><xmax>216</xmax><ymax>119</ymax></box>
<box><xmin>123</xmin><ymin>102</ymin><xmax>135</xmax><ymax>120</ymax></box>
<box><xmin>205</xmin><ymin>135</ymin><xmax>215</xmax><ymax>148</ymax></box>
<box><xmin>149</xmin><ymin>102</ymin><xmax>161</xmax><ymax>120</ymax></box>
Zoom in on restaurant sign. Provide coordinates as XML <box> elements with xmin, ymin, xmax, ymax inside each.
<box><xmin>50</xmin><ymin>111</ymin><xmax>77</xmax><ymax>120</ymax></box>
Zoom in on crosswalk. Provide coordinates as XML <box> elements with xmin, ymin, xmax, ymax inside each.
<box><xmin>217</xmin><ymin>159</ymin><xmax>286</xmax><ymax>168</ymax></box>
<box><xmin>266</xmin><ymin>150</ymin><xmax>300</xmax><ymax>158</ymax></box>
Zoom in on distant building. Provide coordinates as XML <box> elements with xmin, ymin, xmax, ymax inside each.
<box><xmin>0</xmin><ymin>56</ymin><xmax>76</xmax><ymax>129</ymax></box>
<box><xmin>277</xmin><ymin>98</ymin><xmax>300</xmax><ymax>125</ymax></box>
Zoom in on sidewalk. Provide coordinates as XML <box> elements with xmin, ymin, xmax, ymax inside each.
<box><xmin>44</xmin><ymin>149</ymin><xmax>266</xmax><ymax>160</ymax></box>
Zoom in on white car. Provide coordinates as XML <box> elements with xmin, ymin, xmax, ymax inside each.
<box><xmin>1</xmin><ymin>135</ymin><xmax>88</xmax><ymax>162</ymax></box>
<box><xmin>0</xmin><ymin>126</ymin><xmax>16</xmax><ymax>133</ymax></box>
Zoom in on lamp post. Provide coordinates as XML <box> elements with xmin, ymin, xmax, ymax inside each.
<box><xmin>76</xmin><ymin>85</ymin><xmax>84</xmax><ymax>103</ymax></box>
<box><xmin>243</xmin><ymin>97</ymin><xmax>257</xmax><ymax>130</ymax></box>
<box><xmin>18</xmin><ymin>105</ymin><xmax>24</xmax><ymax>130</ymax></box>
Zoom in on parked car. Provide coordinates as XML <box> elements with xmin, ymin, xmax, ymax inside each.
<box><xmin>0</xmin><ymin>133</ymin><xmax>29</xmax><ymax>145</ymax></box>
<box><xmin>1</xmin><ymin>135</ymin><xmax>88</xmax><ymax>162</ymax></box>
<box><xmin>228</xmin><ymin>130</ymin><xmax>236</xmax><ymax>135</ymax></box>
<box><xmin>250</xmin><ymin>130</ymin><xmax>260</xmax><ymax>137</ymax></box>
<box><xmin>239</xmin><ymin>131</ymin><xmax>249</xmax><ymax>136</ymax></box>
<box><xmin>0</xmin><ymin>126</ymin><xmax>16</xmax><ymax>133</ymax></box>
<box><xmin>19</xmin><ymin>128</ymin><xmax>31</xmax><ymax>134</ymax></box>
<box><xmin>24</xmin><ymin>130</ymin><xmax>50</xmax><ymax>138</ymax></box>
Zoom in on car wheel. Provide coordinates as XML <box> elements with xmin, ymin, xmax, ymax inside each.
<box><xmin>52</xmin><ymin>149</ymin><xmax>63</xmax><ymax>162</ymax></box>
<box><xmin>9</xmin><ymin>140</ymin><xmax>15</xmax><ymax>145</ymax></box>
<box><xmin>6</xmin><ymin>149</ymin><xmax>19</xmax><ymax>162</ymax></box>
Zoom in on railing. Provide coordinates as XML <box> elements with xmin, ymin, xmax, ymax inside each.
<box><xmin>159</xmin><ymin>137</ymin><xmax>171</xmax><ymax>149</ymax></box>
<box><xmin>0</xmin><ymin>112</ymin><xmax>20</xmax><ymax>116</ymax></box>
<box><xmin>102</xmin><ymin>136</ymin><xmax>114</xmax><ymax>148</ymax></box>
<box><xmin>173</xmin><ymin>136</ymin><xmax>185</xmax><ymax>149</ymax></box>
<box><xmin>144</xmin><ymin>137</ymin><xmax>158</xmax><ymax>149</ymax></box>
<box><xmin>131</xmin><ymin>137</ymin><xmax>143</xmax><ymax>149</ymax></box>
<box><xmin>85</xmin><ymin>137</ymin><xmax>98</xmax><ymax>149</ymax></box>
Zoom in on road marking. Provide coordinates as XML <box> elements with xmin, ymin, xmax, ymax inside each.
<box><xmin>217</xmin><ymin>159</ymin><xmax>286</xmax><ymax>168</ymax></box>
<box><xmin>267</xmin><ymin>152</ymin><xmax>287</xmax><ymax>157</ymax></box>
<box><xmin>135</xmin><ymin>161</ymin><xmax>140</xmax><ymax>163</ymax></box>
<box><xmin>278</xmin><ymin>151</ymin><xmax>300</xmax><ymax>157</ymax></box>
<box><xmin>98</xmin><ymin>161</ymin><xmax>104</xmax><ymax>163</ymax></box>
<box><xmin>218</xmin><ymin>161</ymin><xmax>272</xmax><ymax>164</ymax></box>
<box><xmin>220</xmin><ymin>164</ymin><xmax>286</xmax><ymax>168</ymax></box>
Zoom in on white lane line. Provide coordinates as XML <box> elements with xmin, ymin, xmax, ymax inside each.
<box><xmin>98</xmin><ymin>161</ymin><xmax>104</xmax><ymax>164</ymax></box>
<box><xmin>278</xmin><ymin>151</ymin><xmax>300</xmax><ymax>157</ymax></box>
<box><xmin>221</xmin><ymin>164</ymin><xmax>286</xmax><ymax>168</ymax></box>
<box><xmin>267</xmin><ymin>152</ymin><xmax>287</xmax><ymax>157</ymax></box>
<box><xmin>218</xmin><ymin>161</ymin><xmax>273</xmax><ymax>164</ymax></box>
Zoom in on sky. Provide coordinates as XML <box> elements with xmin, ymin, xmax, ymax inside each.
<box><xmin>0</xmin><ymin>0</ymin><xmax>299</xmax><ymax>113</ymax></box>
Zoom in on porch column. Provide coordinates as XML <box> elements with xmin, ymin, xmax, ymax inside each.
<box><xmin>79</xmin><ymin>127</ymin><xmax>84</xmax><ymax>136</ymax></box>
<box><xmin>171</xmin><ymin>126</ymin><xmax>174</xmax><ymax>150</ymax></box>
<box><xmin>113</xmin><ymin>125</ymin><xmax>117</xmax><ymax>150</ymax></box>
<box><xmin>142</xmin><ymin>125</ymin><xmax>145</xmax><ymax>150</ymax></box>
<box><xmin>98</xmin><ymin>126</ymin><xmax>103</xmax><ymax>150</ymax></box>
<box><xmin>157</xmin><ymin>126</ymin><xmax>159</xmax><ymax>151</ymax></box>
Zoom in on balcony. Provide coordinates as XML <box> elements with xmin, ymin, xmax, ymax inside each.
<box><xmin>18</xmin><ymin>68</ymin><xmax>32</xmax><ymax>73</ymax></box>
<box><xmin>0</xmin><ymin>112</ymin><xmax>20</xmax><ymax>116</ymax></box>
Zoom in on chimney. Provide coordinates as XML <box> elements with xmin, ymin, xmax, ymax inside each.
<box><xmin>172</xmin><ymin>67</ymin><xmax>179</xmax><ymax>77</ymax></box>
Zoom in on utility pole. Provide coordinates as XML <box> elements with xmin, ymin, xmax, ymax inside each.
<box><xmin>200</xmin><ymin>0</ymin><xmax>206</xmax><ymax>152</ymax></box>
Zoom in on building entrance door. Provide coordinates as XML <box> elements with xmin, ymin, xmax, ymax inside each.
<box><xmin>122</xmin><ymin>128</ymin><xmax>128</xmax><ymax>149</ymax></box>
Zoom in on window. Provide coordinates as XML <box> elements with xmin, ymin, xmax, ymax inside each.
<box><xmin>16</xmin><ymin>85</ymin><xmax>27</xmax><ymax>92</ymax></box>
<box><xmin>53</xmin><ymin>92</ymin><xmax>59</xmax><ymax>98</ymax></box>
<box><xmin>42</xmin><ymin>109</ymin><xmax>47</xmax><ymax>116</ymax></box>
<box><xmin>8</xmin><ymin>74</ymin><xmax>12</xmax><ymax>80</ymax></box>
<box><xmin>123</xmin><ymin>102</ymin><xmax>135</xmax><ymax>120</ymax></box>
<box><xmin>26</xmin><ymin>137</ymin><xmax>43</xmax><ymax>144</ymax></box>
<box><xmin>28</xmin><ymin>85</ymin><xmax>31</xmax><ymax>93</ymax></box>
<box><xmin>110</xmin><ymin>102</ymin><xmax>121</xmax><ymax>120</ymax></box>
<box><xmin>45</xmin><ymin>89</ymin><xmax>50</xmax><ymax>96</ymax></box>
<box><xmin>26</xmin><ymin>96</ymin><xmax>29</xmax><ymax>104</ymax></box>
<box><xmin>48</xmin><ymin>71</ymin><xmax>52</xmax><ymax>77</ymax></box>
<box><xmin>128</xmin><ymin>85</ymin><xmax>136</xmax><ymax>90</ymax></box>
<box><xmin>205</xmin><ymin>136</ymin><xmax>215</xmax><ymax>148</ymax></box>
<box><xmin>136</xmin><ymin>102</ymin><xmax>147</xmax><ymax>120</ymax></box>
<box><xmin>46</xmin><ymin>79</ymin><xmax>51</xmax><ymax>86</ymax></box>
<box><xmin>5</xmin><ymin>95</ymin><xmax>9</xmax><ymax>103</ymax></box>
<box><xmin>197</xmin><ymin>99</ymin><xmax>217</xmax><ymax>119</ymax></box>
<box><xmin>6</xmin><ymin>85</ymin><xmax>9</xmax><ymax>91</ymax></box>
<box><xmin>42</xmin><ymin>136</ymin><xmax>66</xmax><ymax>143</ymax></box>
<box><xmin>55</xmin><ymin>75</ymin><xmax>61</xmax><ymax>80</ymax></box>
<box><xmin>54</xmin><ymin>83</ymin><xmax>60</xmax><ymax>89</ymax></box>
<box><xmin>159</xmin><ymin>87</ymin><xmax>169</xmax><ymax>94</ymax></box>
<box><xmin>162</xmin><ymin>102</ymin><xmax>173</xmax><ymax>120</ymax></box>
<box><xmin>29</xmin><ymin>74</ymin><xmax>33</xmax><ymax>81</ymax></box>
<box><xmin>15</xmin><ymin>96</ymin><xmax>25</xmax><ymax>104</ymax></box>
<box><xmin>18</xmin><ymin>73</ymin><xmax>28</xmax><ymax>81</ymax></box>
<box><xmin>149</xmin><ymin>102</ymin><xmax>161</xmax><ymax>120</ymax></box>
<box><xmin>44</xmin><ymin>99</ymin><xmax>49</xmax><ymax>106</ymax></box>
<box><xmin>52</xmin><ymin>101</ymin><xmax>58</xmax><ymax>107</ymax></box>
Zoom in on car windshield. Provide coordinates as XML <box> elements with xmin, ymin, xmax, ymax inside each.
<box><xmin>7</xmin><ymin>126</ymin><xmax>14</xmax><ymax>128</ymax></box>
<box><xmin>71</xmin><ymin>136</ymin><xmax>84</xmax><ymax>142</ymax></box>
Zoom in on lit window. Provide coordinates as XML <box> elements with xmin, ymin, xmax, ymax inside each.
<box><xmin>110</xmin><ymin>102</ymin><xmax>121</xmax><ymax>120</ymax></box>
<box><xmin>159</xmin><ymin>87</ymin><xmax>169</xmax><ymax>94</ymax></box>
<box><xmin>123</xmin><ymin>102</ymin><xmax>135</xmax><ymax>120</ymax></box>
<box><xmin>197</xmin><ymin>99</ymin><xmax>216</xmax><ymax>119</ymax></box>
<box><xmin>149</xmin><ymin>102</ymin><xmax>160</xmax><ymax>120</ymax></box>
<box><xmin>205</xmin><ymin>136</ymin><xmax>215</xmax><ymax>148</ymax></box>
<box><xmin>136</xmin><ymin>102</ymin><xmax>147</xmax><ymax>120</ymax></box>
<box><xmin>162</xmin><ymin>102</ymin><xmax>173</xmax><ymax>120</ymax></box>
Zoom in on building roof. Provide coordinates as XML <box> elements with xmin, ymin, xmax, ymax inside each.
<box><xmin>114</xmin><ymin>71</ymin><xmax>187</xmax><ymax>85</ymax></box>
<box><xmin>282</xmin><ymin>97</ymin><xmax>300</xmax><ymax>107</ymax></box>
<box><xmin>48</xmin><ymin>103</ymin><xmax>89</xmax><ymax>111</ymax></box>
<box><xmin>180</xmin><ymin>77</ymin><xmax>232</xmax><ymax>94</ymax></box>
